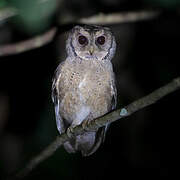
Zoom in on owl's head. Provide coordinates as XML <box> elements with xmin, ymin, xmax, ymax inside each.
<box><xmin>66</xmin><ymin>25</ymin><xmax>116</xmax><ymax>61</ymax></box>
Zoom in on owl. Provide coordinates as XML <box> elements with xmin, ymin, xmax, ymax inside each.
<box><xmin>52</xmin><ymin>25</ymin><xmax>117</xmax><ymax>156</ymax></box>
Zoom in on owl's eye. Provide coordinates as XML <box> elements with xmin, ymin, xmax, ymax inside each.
<box><xmin>97</xmin><ymin>36</ymin><xmax>106</xmax><ymax>45</ymax></box>
<box><xmin>78</xmin><ymin>35</ymin><xmax>88</xmax><ymax>45</ymax></box>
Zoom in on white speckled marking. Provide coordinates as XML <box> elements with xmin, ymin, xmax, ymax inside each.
<box><xmin>78</xmin><ymin>75</ymin><xmax>87</xmax><ymax>89</ymax></box>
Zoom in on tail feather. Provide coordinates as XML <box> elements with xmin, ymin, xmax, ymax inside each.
<box><xmin>63</xmin><ymin>127</ymin><xmax>106</xmax><ymax>156</ymax></box>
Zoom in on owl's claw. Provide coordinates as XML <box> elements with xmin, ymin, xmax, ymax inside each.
<box><xmin>82</xmin><ymin>120</ymin><xmax>97</xmax><ymax>132</ymax></box>
<box><xmin>66</xmin><ymin>126</ymin><xmax>75</xmax><ymax>139</ymax></box>
<box><xmin>82</xmin><ymin>120</ymin><xmax>89</xmax><ymax>131</ymax></box>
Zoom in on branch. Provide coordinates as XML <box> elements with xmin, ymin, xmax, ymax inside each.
<box><xmin>0</xmin><ymin>7</ymin><xmax>18</xmax><ymax>22</ymax></box>
<box><xmin>0</xmin><ymin>10</ymin><xmax>160</xmax><ymax>57</ymax></box>
<box><xmin>77</xmin><ymin>10</ymin><xmax>160</xmax><ymax>24</ymax></box>
<box><xmin>9</xmin><ymin>76</ymin><xmax>180</xmax><ymax>179</ymax></box>
<box><xmin>0</xmin><ymin>27</ymin><xmax>57</xmax><ymax>57</ymax></box>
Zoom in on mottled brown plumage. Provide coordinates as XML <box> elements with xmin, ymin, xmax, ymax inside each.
<box><xmin>52</xmin><ymin>25</ymin><xmax>117</xmax><ymax>156</ymax></box>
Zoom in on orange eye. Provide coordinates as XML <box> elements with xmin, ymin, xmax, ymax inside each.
<box><xmin>97</xmin><ymin>36</ymin><xmax>105</xmax><ymax>45</ymax></box>
<box><xmin>78</xmin><ymin>35</ymin><xmax>88</xmax><ymax>45</ymax></box>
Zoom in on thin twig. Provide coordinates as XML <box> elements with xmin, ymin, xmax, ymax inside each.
<box><xmin>0</xmin><ymin>27</ymin><xmax>57</xmax><ymax>57</ymax></box>
<box><xmin>78</xmin><ymin>10</ymin><xmax>160</xmax><ymax>24</ymax></box>
<box><xmin>0</xmin><ymin>10</ymin><xmax>160</xmax><ymax>57</ymax></box>
<box><xmin>10</xmin><ymin>76</ymin><xmax>180</xmax><ymax>179</ymax></box>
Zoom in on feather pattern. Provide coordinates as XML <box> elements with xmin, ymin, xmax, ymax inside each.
<box><xmin>52</xmin><ymin>25</ymin><xmax>117</xmax><ymax>156</ymax></box>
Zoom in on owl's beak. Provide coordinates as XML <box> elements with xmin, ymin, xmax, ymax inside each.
<box><xmin>89</xmin><ymin>46</ymin><xmax>94</xmax><ymax>55</ymax></box>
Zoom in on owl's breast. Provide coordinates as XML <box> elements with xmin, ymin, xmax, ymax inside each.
<box><xmin>58</xmin><ymin>60</ymin><xmax>114</xmax><ymax>122</ymax></box>
<box><xmin>78</xmin><ymin>69</ymin><xmax>113</xmax><ymax>118</ymax></box>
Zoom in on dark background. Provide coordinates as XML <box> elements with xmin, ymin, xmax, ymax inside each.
<box><xmin>0</xmin><ymin>0</ymin><xmax>180</xmax><ymax>179</ymax></box>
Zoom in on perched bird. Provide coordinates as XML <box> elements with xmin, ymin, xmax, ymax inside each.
<box><xmin>52</xmin><ymin>25</ymin><xmax>117</xmax><ymax>156</ymax></box>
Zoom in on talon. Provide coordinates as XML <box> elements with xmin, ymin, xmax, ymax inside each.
<box><xmin>82</xmin><ymin>120</ymin><xmax>96</xmax><ymax>132</ymax></box>
<box><xmin>82</xmin><ymin>120</ymin><xmax>89</xmax><ymax>131</ymax></box>
<box><xmin>66</xmin><ymin>126</ymin><xmax>75</xmax><ymax>139</ymax></box>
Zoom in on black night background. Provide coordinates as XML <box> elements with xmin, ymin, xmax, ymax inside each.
<box><xmin>0</xmin><ymin>0</ymin><xmax>180</xmax><ymax>179</ymax></box>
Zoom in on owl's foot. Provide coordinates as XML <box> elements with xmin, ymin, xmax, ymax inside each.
<box><xmin>82</xmin><ymin>119</ymin><xmax>98</xmax><ymax>132</ymax></box>
<box><xmin>66</xmin><ymin>126</ymin><xmax>76</xmax><ymax>139</ymax></box>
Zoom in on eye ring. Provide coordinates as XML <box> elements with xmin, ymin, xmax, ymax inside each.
<box><xmin>97</xmin><ymin>36</ymin><xmax>106</xmax><ymax>45</ymax></box>
<box><xmin>78</xmin><ymin>35</ymin><xmax>88</xmax><ymax>45</ymax></box>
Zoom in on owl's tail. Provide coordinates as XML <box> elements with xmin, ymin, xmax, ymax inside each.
<box><xmin>63</xmin><ymin>127</ymin><xmax>106</xmax><ymax>156</ymax></box>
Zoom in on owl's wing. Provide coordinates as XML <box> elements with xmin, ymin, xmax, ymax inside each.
<box><xmin>104</xmin><ymin>74</ymin><xmax>117</xmax><ymax>137</ymax></box>
<box><xmin>52</xmin><ymin>63</ymin><xmax>65</xmax><ymax>134</ymax></box>
<box><xmin>111</xmin><ymin>73</ymin><xmax>117</xmax><ymax>111</ymax></box>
